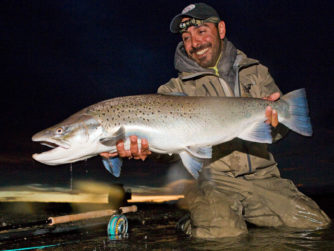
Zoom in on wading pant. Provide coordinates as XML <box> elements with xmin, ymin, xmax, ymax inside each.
<box><xmin>184</xmin><ymin>165</ymin><xmax>331</xmax><ymax>239</ymax></box>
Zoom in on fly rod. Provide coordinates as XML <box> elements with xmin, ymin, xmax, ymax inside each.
<box><xmin>0</xmin><ymin>205</ymin><xmax>137</xmax><ymax>232</ymax></box>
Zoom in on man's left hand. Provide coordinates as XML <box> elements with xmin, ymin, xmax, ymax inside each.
<box><xmin>263</xmin><ymin>92</ymin><xmax>280</xmax><ymax>127</ymax></box>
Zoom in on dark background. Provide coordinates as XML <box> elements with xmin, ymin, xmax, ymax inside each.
<box><xmin>1</xmin><ymin>0</ymin><xmax>333</xmax><ymax>192</ymax></box>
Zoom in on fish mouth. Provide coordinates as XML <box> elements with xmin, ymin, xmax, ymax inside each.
<box><xmin>40</xmin><ymin>141</ymin><xmax>60</xmax><ymax>149</ymax></box>
<box><xmin>32</xmin><ymin>137</ymin><xmax>72</xmax><ymax>165</ymax></box>
<box><xmin>32</xmin><ymin>137</ymin><xmax>70</xmax><ymax>150</ymax></box>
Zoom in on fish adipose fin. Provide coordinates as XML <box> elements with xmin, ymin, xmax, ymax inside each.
<box><xmin>100</xmin><ymin>126</ymin><xmax>126</xmax><ymax>146</ymax></box>
<box><xmin>102</xmin><ymin>157</ymin><xmax>123</xmax><ymax>177</ymax></box>
<box><xmin>179</xmin><ymin>151</ymin><xmax>205</xmax><ymax>179</ymax></box>
<box><xmin>280</xmin><ymin>88</ymin><xmax>313</xmax><ymax>136</ymax></box>
<box><xmin>186</xmin><ymin>146</ymin><xmax>212</xmax><ymax>159</ymax></box>
<box><xmin>238</xmin><ymin>121</ymin><xmax>272</xmax><ymax>143</ymax></box>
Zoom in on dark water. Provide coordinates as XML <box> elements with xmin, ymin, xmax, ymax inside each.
<box><xmin>0</xmin><ymin>201</ymin><xmax>333</xmax><ymax>251</ymax></box>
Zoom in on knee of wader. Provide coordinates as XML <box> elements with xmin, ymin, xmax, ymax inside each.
<box><xmin>189</xmin><ymin>189</ymin><xmax>248</xmax><ymax>238</ymax></box>
<box><xmin>283</xmin><ymin>195</ymin><xmax>332</xmax><ymax>229</ymax></box>
<box><xmin>191</xmin><ymin>223</ymin><xmax>248</xmax><ymax>239</ymax></box>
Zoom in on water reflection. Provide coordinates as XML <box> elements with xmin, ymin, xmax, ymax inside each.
<box><xmin>175</xmin><ymin>227</ymin><xmax>334</xmax><ymax>251</ymax></box>
<box><xmin>0</xmin><ymin>202</ymin><xmax>332</xmax><ymax>250</ymax></box>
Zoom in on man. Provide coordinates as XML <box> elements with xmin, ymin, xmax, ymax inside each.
<box><xmin>101</xmin><ymin>3</ymin><xmax>331</xmax><ymax>238</ymax></box>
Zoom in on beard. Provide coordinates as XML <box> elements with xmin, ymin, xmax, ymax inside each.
<box><xmin>189</xmin><ymin>41</ymin><xmax>222</xmax><ymax>68</ymax></box>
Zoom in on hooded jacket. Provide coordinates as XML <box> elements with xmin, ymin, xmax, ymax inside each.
<box><xmin>158</xmin><ymin>39</ymin><xmax>288</xmax><ymax>177</ymax></box>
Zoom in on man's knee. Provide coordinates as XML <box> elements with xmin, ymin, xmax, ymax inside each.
<box><xmin>249</xmin><ymin>177</ymin><xmax>331</xmax><ymax>230</ymax></box>
<box><xmin>191</xmin><ymin>219</ymin><xmax>247</xmax><ymax>239</ymax></box>
<box><xmin>188</xmin><ymin>185</ymin><xmax>248</xmax><ymax>238</ymax></box>
<box><xmin>282</xmin><ymin>195</ymin><xmax>331</xmax><ymax>229</ymax></box>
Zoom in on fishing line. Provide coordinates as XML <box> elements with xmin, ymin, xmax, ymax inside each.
<box><xmin>2</xmin><ymin>240</ymin><xmax>79</xmax><ymax>251</ymax></box>
<box><xmin>3</xmin><ymin>243</ymin><xmax>61</xmax><ymax>251</ymax></box>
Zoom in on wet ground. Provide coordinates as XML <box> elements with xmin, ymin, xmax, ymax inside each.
<box><xmin>0</xmin><ymin>196</ymin><xmax>333</xmax><ymax>251</ymax></box>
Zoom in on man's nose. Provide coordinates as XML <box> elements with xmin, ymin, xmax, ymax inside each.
<box><xmin>191</xmin><ymin>36</ymin><xmax>201</xmax><ymax>49</ymax></box>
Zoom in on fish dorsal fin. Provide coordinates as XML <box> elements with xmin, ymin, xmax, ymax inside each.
<box><xmin>100</xmin><ymin>126</ymin><xmax>126</xmax><ymax>146</ymax></box>
<box><xmin>185</xmin><ymin>146</ymin><xmax>212</xmax><ymax>159</ymax></box>
<box><xmin>102</xmin><ymin>157</ymin><xmax>123</xmax><ymax>177</ymax></box>
<box><xmin>238</xmin><ymin>121</ymin><xmax>272</xmax><ymax>143</ymax></box>
<box><xmin>179</xmin><ymin>151</ymin><xmax>204</xmax><ymax>179</ymax></box>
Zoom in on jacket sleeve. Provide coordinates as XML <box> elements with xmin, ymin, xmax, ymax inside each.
<box><xmin>244</xmin><ymin>64</ymin><xmax>281</xmax><ymax>98</ymax></box>
<box><xmin>157</xmin><ymin>77</ymin><xmax>184</xmax><ymax>94</ymax></box>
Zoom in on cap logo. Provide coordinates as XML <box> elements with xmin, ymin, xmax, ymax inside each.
<box><xmin>182</xmin><ymin>4</ymin><xmax>195</xmax><ymax>14</ymax></box>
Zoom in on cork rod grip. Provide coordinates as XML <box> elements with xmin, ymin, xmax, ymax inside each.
<box><xmin>48</xmin><ymin>205</ymin><xmax>137</xmax><ymax>225</ymax></box>
<box><xmin>120</xmin><ymin>205</ymin><xmax>137</xmax><ymax>214</ymax></box>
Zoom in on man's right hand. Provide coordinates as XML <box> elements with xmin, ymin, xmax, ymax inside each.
<box><xmin>99</xmin><ymin>135</ymin><xmax>151</xmax><ymax>161</ymax></box>
<box><xmin>263</xmin><ymin>92</ymin><xmax>280</xmax><ymax>128</ymax></box>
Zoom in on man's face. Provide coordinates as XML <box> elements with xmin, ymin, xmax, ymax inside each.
<box><xmin>181</xmin><ymin>18</ymin><xmax>225</xmax><ymax>68</ymax></box>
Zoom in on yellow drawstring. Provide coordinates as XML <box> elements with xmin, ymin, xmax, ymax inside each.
<box><xmin>208</xmin><ymin>52</ymin><xmax>222</xmax><ymax>76</ymax></box>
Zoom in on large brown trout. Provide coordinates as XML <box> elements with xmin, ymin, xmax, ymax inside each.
<box><xmin>32</xmin><ymin>89</ymin><xmax>312</xmax><ymax>178</ymax></box>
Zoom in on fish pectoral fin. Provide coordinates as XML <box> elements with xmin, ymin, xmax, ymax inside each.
<box><xmin>179</xmin><ymin>151</ymin><xmax>204</xmax><ymax>179</ymax></box>
<box><xmin>185</xmin><ymin>146</ymin><xmax>212</xmax><ymax>159</ymax></box>
<box><xmin>100</xmin><ymin>126</ymin><xmax>126</xmax><ymax>146</ymax></box>
<box><xmin>102</xmin><ymin>157</ymin><xmax>123</xmax><ymax>177</ymax></box>
<box><xmin>238</xmin><ymin>121</ymin><xmax>272</xmax><ymax>143</ymax></box>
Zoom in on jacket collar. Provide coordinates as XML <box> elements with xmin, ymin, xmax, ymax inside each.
<box><xmin>174</xmin><ymin>40</ymin><xmax>259</xmax><ymax>81</ymax></box>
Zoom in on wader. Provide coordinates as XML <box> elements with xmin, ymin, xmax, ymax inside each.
<box><xmin>158</xmin><ymin>41</ymin><xmax>331</xmax><ymax>238</ymax></box>
<box><xmin>184</xmin><ymin>164</ymin><xmax>331</xmax><ymax>238</ymax></box>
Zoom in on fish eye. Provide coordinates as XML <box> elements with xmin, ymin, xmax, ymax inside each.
<box><xmin>56</xmin><ymin>127</ymin><xmax>64</xmax><ymax>134</ymax></box>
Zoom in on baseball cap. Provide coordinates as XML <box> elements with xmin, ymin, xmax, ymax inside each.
<box><xmin>170</xmin><ymin>3</ymin><xmax>220</xmax><ymax>33</ymax></box>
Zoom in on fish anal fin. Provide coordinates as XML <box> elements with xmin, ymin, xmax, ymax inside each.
<box><xmin>179</xmin><ymin>151</ymin><xmax>204</xmax><ymax>179</ymax></box>
<box><xmin>238</xmin><ymin>121</ymin><xmax>272</xmax><ymax>143</ymax></box>
<box><xmin>186</xmin><ymin>146</ymin><xmax>212</xmax><ymax>159</ymax></box>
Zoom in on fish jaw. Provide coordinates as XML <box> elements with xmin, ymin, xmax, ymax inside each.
<box><xmin>32</xmin><ymin>115</ymin><xmax>109</xmax><ymax>165</ymax></box>
<box><xmin>31</xmin><ymin>136</ymin><xmax>106</xmax><ymax>165</ymax></box>
<box><xmin>32</xmin><ymin>145</ymin><xmax>91</xmax><ymax>165</ymax></box>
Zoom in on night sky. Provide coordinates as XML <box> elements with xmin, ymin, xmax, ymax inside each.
<box><xmin>1</xmin><ymin>1</ymin><xmax>333</xmax><ymax>191</ymax></box>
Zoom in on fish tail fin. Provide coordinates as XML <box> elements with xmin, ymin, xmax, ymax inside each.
<box><xmin>280</xmin><ymin>88</ymin><xmax>313</xmax><ymax>136</ymax></box>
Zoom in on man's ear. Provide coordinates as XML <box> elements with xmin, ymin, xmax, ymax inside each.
<box><xmin>218</xmin><ymin>21</ymin><xmax>226</xmax><ymax>39</ymax></box>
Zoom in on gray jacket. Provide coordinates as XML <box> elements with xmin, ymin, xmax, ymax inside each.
<box><xmin>158</xmin><ymin>39</ymin><xmax>288</xmax><ymax>177</ymax></box>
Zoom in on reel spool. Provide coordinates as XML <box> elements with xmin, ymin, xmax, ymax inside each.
<box><xmin>107</xmin><ymin>214</ymin><xmax>128</xmax><ymax>240</ymax></box>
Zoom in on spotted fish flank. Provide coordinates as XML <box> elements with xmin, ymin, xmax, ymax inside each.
<box><xmin>32</xmin><ymin>89</ymin><xmax>312</xmax><ymax>179</ymax></box>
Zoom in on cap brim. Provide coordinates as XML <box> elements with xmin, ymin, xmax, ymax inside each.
<box><xmin>170</xmin><ymin>12</ymin><xmax>215</xmax><ymax>33</ymax></box>
<box><xmin>170</xmin><ymin>14</ymin><xmax>185</xmax><ymax>33</ymax></box>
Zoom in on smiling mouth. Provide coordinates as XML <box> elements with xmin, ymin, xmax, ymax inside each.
<box><xmin>196</xmin><ymin>48</ymin><xmax>209</xmax><ymax>56</ymax></box>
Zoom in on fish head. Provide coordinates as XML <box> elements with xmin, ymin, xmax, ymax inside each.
<box><xmin>32</xmin><ymin>112</ymin><xmax>106</xmax><ymax>165</ymax></box>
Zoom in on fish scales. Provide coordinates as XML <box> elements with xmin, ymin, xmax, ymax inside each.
<box><xmin>87</xmin><ymin>95</ymin><xmax>282</xmax><ymax>149</ymax></box>
<box><xmin>32</xmin><ymin>89</ymin><xmax>312</xmax><ymax>178</ymax></box>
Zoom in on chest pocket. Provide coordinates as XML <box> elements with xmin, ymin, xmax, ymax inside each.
<box><xmin>194</xmin><ymin>76</ymin><xmax>229</xmax><ymax>97</ymax></box>
<box><xmin>239</xmin><ymin>66</ymin><xmax>263</xmax><ymax>98</ymax></box>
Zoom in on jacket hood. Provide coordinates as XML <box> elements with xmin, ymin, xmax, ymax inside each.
<box><xmin>174</xmin><ymin>39</ymin><xmax>238</xmax><ymax>89</ymax></box>
<box><xmin>174</xmin><ymin>41</ymin><xmax>211</xmax><ymax>74</ymax></box>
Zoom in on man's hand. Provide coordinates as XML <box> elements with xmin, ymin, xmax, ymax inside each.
<box><xmin>99</xmin><ymin>135</ymin><xmax>151</xmax><ymax>160</ymax></box>
<box><xmin>263</xmin><ymin>92</ymin><xmax>280</xmax><ymax>127</ymax></box>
